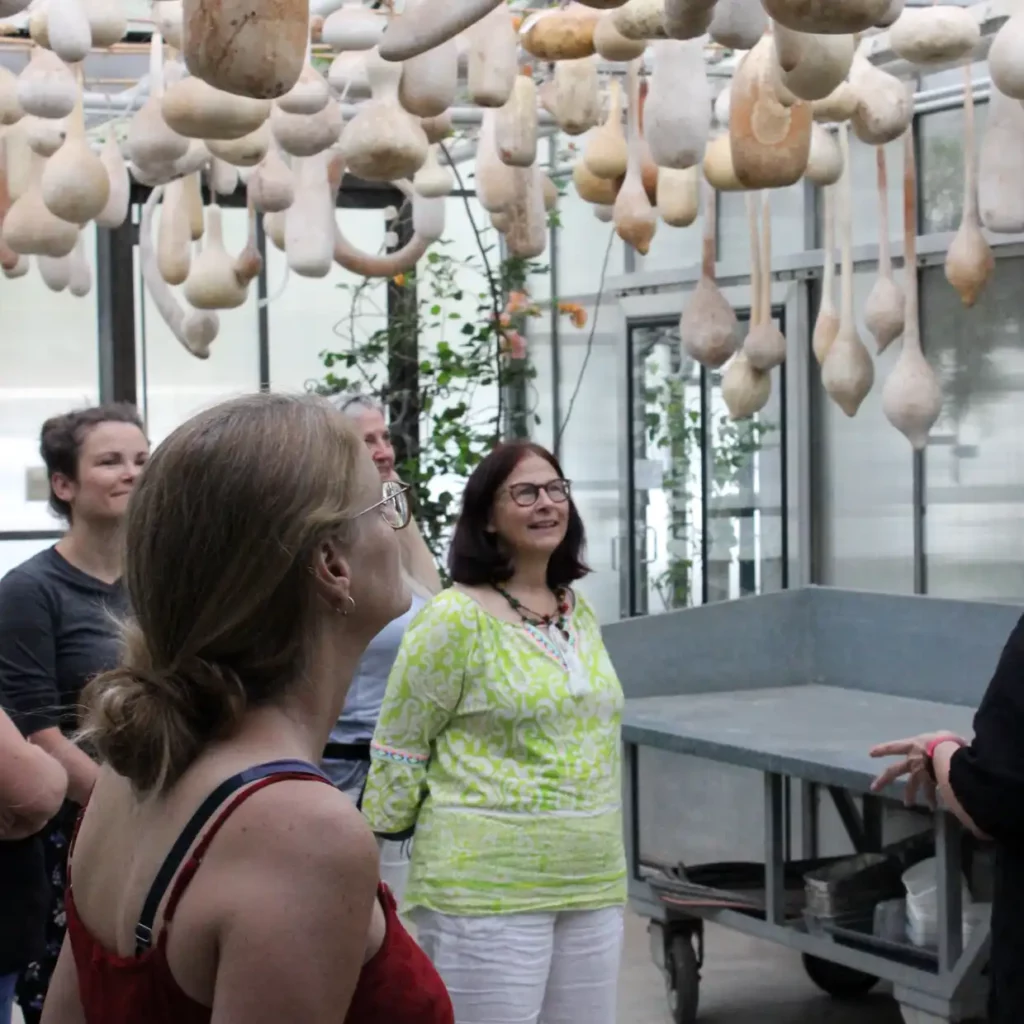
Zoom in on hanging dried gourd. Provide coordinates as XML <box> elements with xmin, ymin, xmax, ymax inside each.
<box><xmin>17</xmin><ymin>46</ymin><xmax>76</xmax><ymax>120</ymax></box>
<box><xmin>709</xmin><ymin>0</ymin><xmax>765</xmax><ymax>49</ymax></box>
<box><xmin>763</xmin><ymin>0</ymin><xmax>888</xmax><ymax>34</ymax></box>
<box><xmin>398</xmin><ymin>0</ymin><xmax>458</xmax><ymax>119</ymax></box>
<box><xmin>888</xmin><ymin>5</ymin><xmax>980</xmax><ymax>66</ymax></box>
<box><xmin>278</xmin><ymin>40</ymin><xmax>331</xmax><ymax>115</ymax></box>
<box><xmin>612</xmin><ymin>60</ymin><xmax>657</xmax><ymax>256</ymax></box>
<box><xmin>376</xmin><ymin>0</ymin><xmax>503</xmax><ymax>63</ymax></box>
<box><xmin>812</xmin><ymin>184</ymin><xmax>839</xmax><ymax>366</ymax></box>
<box><xmin>285</xmin><ymin>152</ymin><xmax>336</xmax><ymax>277</ymax></box>
<box><xmin>593</xmin><ymin>12</ymin><xmax>646</xmax><ymax>61</ymax></box>
<box><xmin>163</xmin><ymin>76</ymin><xmax>271</xmax><ymax>140</ymax></box>
<box><xmin>95</xmin><ymin>133</ymin><xmax>130</xmax><ymax>229</ymax></box>
<box><xmin>2</xmin><ymin>151</ymin><xmax>78</xmax><ymax>257</ymax></box>
<box><xmin>495</xmin><ymin>75</ymin><xmax>538</xmax><ymax>169</ymax></box>
<box><xmin>743</xmin><ymin>192</ymin><xmax>787</xmax><ymax>371</ymax></box>
<box><xmin>979</xmin><ymin>80</ymin><xmax>1024</xmax><ymax>234</ymax></box>
<box><xmin>413</xmin><ymin>145</ymin><xmax>454</xmax><ymax>198</ymax></box>
<box><xmin>881</xmin><ymin>128</ymin><xmax>942</xmax><ymax>451</ymax></box>
<box><xmin>465</xmin><ymin>3</ymin><xmax>518</xmax><ymax>108</ymax></box>
<box><xmin>551</xmin><ymin>57</ymin><xmax>601</xmax><ymax>136</ymax></box>
<box><xmin>271</xmin><ymin>99</ymin><xmax>343</xmax><ymax>158</ymax></box>
<box><xmin>248</xmin><ymin>144</ymin><xmax>296</xmax><ymax>212</ymax></box>
<box><xmin>656</xmin><ymin>166</ymin><xmax>699</xmax><ymax>227</ymax></box>
<box><xmin>522</xmin><ymin>5</ymin><xmax>600</xmax><ymax>60</ymax></box>
<box><xmin>863</xmin><ymin>146</ymin><xmax>904</xmax><ymax>353</ymax></box>
<box><xmin>505</xmin><ymin>163</ymin><xmax>547</xmax><ymax>259</ymax></box>
<box><xmin>804</xmin><ymin>123</ymin><xmax>843</xmax><ymax>186</ymax></box>
<box><xmin>157</xmin><ymin>177</ymin><xmax>192</xmax><ymax>286</ymax></box>
<box><xmin>849</xmin><ymin>55</ymin><xmax>911</xmax><ymax>145</ymax></box>
<box><xmin>183</xmin><ymin>204</ymin><xmax>249</xmax><ymax>309</ymax></box>
<box><xmin>772</xmin><ymin>23</ymin><xmax>854</xmax><ymax>103</ymax></box>
<box><xmin>644</xmin><ymin>39</ymin><xmax>710</xmax><ymax>170</ymax></box>
<box><xmin>321</xmin><ymin>1</ymin><xmax>386</xmax><ymax>52</ymax></box>
<box><xmin>584</xmin><ymin>80</ymin><xmax>628</xmax><ymax>180</ymax></box>
<box><xmin>989</xmin><ymin>4</ymin><xmax>1024</xmax><ymax>101</ymax></box>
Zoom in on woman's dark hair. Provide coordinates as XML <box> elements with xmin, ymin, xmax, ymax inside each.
<box><xmin>40</xmin><ymin>403</ymin><xmax>144</xmax><ymax>521</ymax></box>
<box><xmin>448</xmin><ymin>440</ymin><xmax>589</xmax><ymax>589</ymax></box>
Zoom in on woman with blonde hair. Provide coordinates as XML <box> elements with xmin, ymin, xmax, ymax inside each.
<box><xmin>324</xmin><ymin>393</ymin><xmax>443</xmax><ymax>902</ymax></box>
<box><xmin>40</xmin><ymin>394</ymin><xmax>452</xmax><ymax>1024</ymax></box>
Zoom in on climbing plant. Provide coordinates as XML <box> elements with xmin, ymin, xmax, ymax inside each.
<box><xmin>317</xmin><ymin>198</ymin><xmax>586</xmax><ymax>565</ymax></box>
<box><xmin>643</xmin><ymin>362</ymin><xmax>774</xmax><ymax>611</ymax></box>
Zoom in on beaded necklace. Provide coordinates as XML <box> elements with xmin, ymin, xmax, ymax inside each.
<box><xmin>493</xmin><ymin>584</ymin><xmax>571</xmax><ymax>640</ymax></box>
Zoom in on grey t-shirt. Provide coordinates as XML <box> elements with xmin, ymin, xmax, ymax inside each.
<box><xmin>322</xmin><ymin>592</ymin><xmax>426</xmax><ymax>795</ymax></box>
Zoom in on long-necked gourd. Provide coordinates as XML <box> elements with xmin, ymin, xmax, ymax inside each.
<box><xmin>613</xmin><ymin>60</ymin><xmax>657</xmax><ymax>256</ymax></box>
<box><xmin>23</xmin><ymin>115</ymin><xmax>66</xmax><ymax>157</ymax></box>
<box><xmin>0</xmin><ymin>141</ymin><xmax>20</xmax><ymax>270</ymax></box>
<box><xmin>812</xmin><ymin>81</ymin><xmax>859</xmax><ymax>123</ymax></box>
<box><xmin>475</xmin><ymin>109</ymin><xmax>518</xmax><ymax>212</ymax></box>
<box><xmin>156</xmin><ymin>177</ymin><xmax>192</xmax><ymax>285</ymax></box>
<box><xmin>804</xmin><ymin>123</ymin><xmax>843</xmax><ymax>185</ymax></box>
<box><xmin>593</xmin><ymin>12</ymin><xmax>646</xmax><ymax>60</ymax></box>
<box><xmin>523</xmin><ymin>5</ymin><xmax>600</xmax><ymax>58</ymax></box>
<box><xmin>128</xmin><ymin>32</ymin><xmax>189</xmax><ymax>169</ymax></box>
<box><xmin>730</xmin><ymin>36</ymin><xmax>812</xmax><ymax>189</ymax></box>
<box><xmin>285</xmin><ymin>151</ymin><xmax>335</xmax><ymax>276</ymax></box>
<box><xmin>183</xmin><ymin>204</ymin><xmax>249</xmax><ymax>308</ymax></box>
<box><xmin>271</xmin><ymin>98</ymin><xmax>343</xmax><ymax>157</ymax></box>
<box><xmin>505</xmin><ymin>163</ymin><xmax>547</xmax><ymax>259</ymax></box>
<box><xmin>465</xmin><ymin>3</ymin><xmax>518</xmax><ymax>108</ymax></box>
<box><xmin>644</xmin><ymin>39</ymin><xmax>710</xmax><ymax>170</ymax></box>
<box><xmin>709</xmin><ymin>0</ymin><xmax>766</xmax><ymax>49</ymax></box>
<box><xmin>376</xmin><ymin>0</ymin><xmax>502</xmax><ymax>63</ymax></box>
<box><xmin>744</xmin><ymin>192</ymin><xmax>787</xmax><ymax>371</ymax></box>
<box><xmin>875</xmin><ymin>0</ymin><xmax>903</xmax><ymax>27</ymax></box>
<box><xmin>812</xmin><ymin>184</ymin><xmax>839</xmax><ymax>365</ymax></box>
<box><xmin>680</xmin><ymin>181</ymin><xmax>738</xmax><ymax>368</ymax></box>
<box><xmin>572</xmin><ymin>159</ymin><xmax>622</xmax><ymax>205</ymax></box>
<box><xmin>763</xmin><ymin>0</ymin><xmax>888</xmax><ymax>33</ymax></box>
<box><xmin>94</xmin><ymin>133</ymin><xmax>130</xmax><ymax>229</ymax></box>
<box><xmin>849</xmin><ymin>55</ymin><xmax>911</xmax><ymax>145</ymax></box>
<box><xmin>234</xmin><ymin>196</ymin><xmax>263</xmax><ymax>286</ymax></box>
<box><xmin>979</xmin><ymin>80</ymin><xmax>1024</xmax><ymax>233</ymax></box>
<box><xmin>181</xmin><ymin>172</ymin><xmax>204</xmax><ymax>240</ymax></box>
<box><xmin>2</xmin><ymin>151</ymin><xmax>78</xmax><ymax>257</ymax></box>
<box><xmin>584</xmin><ymin>80</ymin><xmax>627</xmax><ymax>180</ymax></box>
<box><xmin>421</xmin><ymin>111</ymin><xmax>452</xmax><ymax>143</ymax></box>
<box><xmin>889</xmin><ymin>5</ymin><xmax>980</xmax><ymax>66</ymax></box>
<box><xmin>248</xmin><ymin>144</ymin><xmax>296</xmax><ymax>211</ymax></box>
<box><xmin>83</xmin><ymin>0</ymin><xmax>127</xmax><ymax>46</ymax></box>
<box><xmin>821</xmin><ymin>123</ymin><xmax>874</xmax><ymax>417</ymax></box>
<box><xmin>209</xmin><ymin>157</ymin><xmax>239</xmax><ymax>197</ymax></box>
<box><xmin>182</xmin><ymin>0</ymin><xmax>308</xmax><ymax>99</ymax></box>
<box><xmin>41</xmin><ymin>76</ymin><xmax>109</xmax><ymax>224</ymax></box>
<box><xmin>398</xmin><ymin>1</ymin><xmax>458</xmax><ymax>119</ymax></box>
<box><xmin>139</xmin><ymin>186</ymin><xmax>220</xmax><ymax>359</ymax></box>
<box><xmin>47</xmin><ymin>0</ymin><xmax>91</xmax><ymax>63</ymax></box>
<box><xmin>328</xmin><ymin>51</ymin><xmax>371</xmax><ymax>97</ymax></box>
<box><xmin>882</xmin><ymin>127</ymin><xmax>942</xmax><ymax>451</ymax></box>
<box><xmin>773</xmin><ymin>23</ymin><xmax>854</xmax><ymax>102</ymax></box>
<box><xmin>989</xmin><ymin>3</ymin><xmax>1024</xmax><ymax>101</ymax></box>
<box><xmin>495</xmin><ymin>75</ymin><xmax>538</xmax><ymax>169</ymax></box>
<box><xmin>551</xmin><ymin>56</ymin><xmax>601</xmax><ymax>137</ymax></box>
<box><xmin>723</xmin><ymin>211</ymin><xmax>771</xmax><ymax>420</ymax></box>
<box><xmin>944</xmin><ymin>62</ymin><xmax>992</xmax><ymax>308</ymax></box>
<box><xmin>277</xmin><ymin>39</ymin><xmax>330</xmax><ymax>115</ymax></box>
<box><xmin>17</xmin><ymin>47</ymin><xmax>76</xmax><ymax>120</ymax></box>
<box><xmin>163</xmin><ymin>75</ymin><xmax>271</xmax><ymax>140</ymax></box>
<box><xmin>322</xmin><ymin>1</ymin><xmax>385</xmax><ymax>51</ymax></box>
<box><xmin>153</xmin><ymin>1</ymin><xmax>183</xmax><ymax>47</ymax></box>
<box><xmin>656</xmin><ymin>165</ymin><xmax>699</xmax><ymax>227</ymax></box>
<box><xmin>338</xmin><ymin>47</ymin><xmax>428</xmax><ymax>180</ymax></box>
<box><xmin>863</xmin><ymin>146</ymin><xmax>904</xmax><ymax>353</ymax></box>
<box><xmin>662</xmin><ymin>0</ymin><xmax>715</xmax><ymax>39</ymax></box>
<box><xmin>703</xmin><ymin>133</ymin><xmax>744</xmax><ymax>191</ymax></box>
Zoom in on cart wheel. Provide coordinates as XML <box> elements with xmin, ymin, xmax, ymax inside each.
<box><xmin>801</xmin><ymin>954</ymin><xmax>879</xmax><ymax>1000</ymax></box>
<box><xmin>666</xmin><ymin>933</ymin><xmax>700</xmax><ymax>1024</ymax></box>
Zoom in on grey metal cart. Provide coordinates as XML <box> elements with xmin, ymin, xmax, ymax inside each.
<box><xmin>602</xmin><ymin>586</ymin><xmax>1020</xmax><ymax>1024</ymax></box>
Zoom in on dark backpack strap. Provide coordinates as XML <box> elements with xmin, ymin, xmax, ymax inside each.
<box><xmin>134</xmin><ymin>759</ymin><xmax>330</xmax><ymax>954</ymax></box>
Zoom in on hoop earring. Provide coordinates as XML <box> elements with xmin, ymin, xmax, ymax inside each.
<box><xmin>337</xmin><ymin>595</ymin><xmax>356</xmax><ymax>616</ymax></box>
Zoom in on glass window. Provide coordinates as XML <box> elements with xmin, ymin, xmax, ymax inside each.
<box><xmin>812</xmin><ymin>271</ymin><xmax>915</xmax><ymax>592</ymax></box>
<box><xmin>135</xmin><ymin>206</ymin><xmax>261</xmax><ymax>445</ymax></box>
<box><xmin>922</xmin><ymin>259</ymin><xmax>1024</xmax><ymax>602</ymax></box>
<box><xmin>0</xmin><ymin>223</ymin><xmax>99</xmax><ymax>532</ymax></box>
<box><xmin>919</xmin><ymin>99</ymin><xmax>990</xmax><ymax>235</ymax></box>
<box><xmin>0</xmin><ymin>537</ymin><xmax>56</xmax><ymax>580</ymax></box>
<box><xmin>267</xmin><ymin>207</ymin><xmax>388</xmax><ymax>394</ymax></box>
<box><xmin>720</xmin><ymin>181</ymin><xmax>807</xmax><ymax>266</ymax></box>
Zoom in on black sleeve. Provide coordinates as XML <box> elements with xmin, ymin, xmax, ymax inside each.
<box><xmin>0</xmin><ymin>570</ymin><xmax>60</xmax><ymax>737</ymax></box>
<box><xmin>948</xmin><ymin>614</ymin><xmax>1024</xmax><ymax>847</ymax></box>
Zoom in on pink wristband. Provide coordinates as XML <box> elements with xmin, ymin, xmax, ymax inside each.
<box><xmin>926</xmin><ymin>735</ymin><xmax>965</xmax><ymax>760</ymax></box>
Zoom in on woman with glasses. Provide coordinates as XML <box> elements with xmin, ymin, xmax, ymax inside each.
<box><xmin>362</xmin><ymin>440</ymin><xmax>626</xmax><ymax>1024</ymax></box>
<box><xmin>325</xmin><ymin>394</ymin><xmax>443</xmax><ymax>904</ymax></box>
<box><xmin>39</xmin><ymin>394</ymin><xmax>452</xmax><ymax>1024</ymax></box>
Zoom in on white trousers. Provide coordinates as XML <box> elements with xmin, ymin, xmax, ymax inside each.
<box><xmin>378</xmin><ymin>838</ymin><xmax>411</xmax><ymax>906</ymax></box>
<box><xmin>412</xmin><ymin>906</ymin><xmax>624</xmax><ymax>1024</ymax></box>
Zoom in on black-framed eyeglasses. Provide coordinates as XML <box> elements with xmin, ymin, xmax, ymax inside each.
<box><xmin>356</xmin><ymin>480</ymin><xmax>411</xmax><ymax>530</ymax></box>
<box><xmin>506</xmin><ymin>479</ymin><xmax>571</xmax><ymax>507</ymax></box>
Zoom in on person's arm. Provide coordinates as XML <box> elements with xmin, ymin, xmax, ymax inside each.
<box><xmin>397</xmin><ymin>516</ymin><xmax>443</xmax><ymax>596</ymax></box>
<box><xmin>945</xmin><ymin>615</ymin><xmax>1024</xmax><ymax>845</ymax></box>
<box><xmin>361</xmin><ymin>592</ymin><xmax>471</xmax><ymax>838</ymax></box>
<box><xmin>0</xmin><ymin>705</ymin><xmax>68</xmax><ymax>839</ymax></box>
<box><xmin>209</xmin><ymin>787</ymin><xmax>380</xmax><ymax>1024</ymax></box>
<box><xmin>39</xmin><ymin>937</ymin><xmax>87</xmax><ymax>1024</ymax></box>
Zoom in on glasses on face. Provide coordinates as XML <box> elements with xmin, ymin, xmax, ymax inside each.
<box><xmin>356</xmin><ymin>480</ymin><xmax>411</xmax><ymax>530</ymax></box>
<box><xmin>506</xmin><ymin>479</ymin><xmax>571</xmax><ymax>507</ymax></box>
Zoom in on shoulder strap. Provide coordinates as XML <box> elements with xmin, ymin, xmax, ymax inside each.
<box><xmin>135</xmin><ymin>759</ymin><xmax>331</xmax><ymax>954</ymax></box>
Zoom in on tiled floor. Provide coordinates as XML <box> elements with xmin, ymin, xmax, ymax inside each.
<box><xmin>12</xmin><ymin>910</ymin><xmax>908</xmax><ymax>1024</ymax></box>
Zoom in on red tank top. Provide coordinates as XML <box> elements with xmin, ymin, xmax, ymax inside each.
<box><xmin>65</xmin><ymin>759</ymin><xmax>453</xmax><ymax>1024</ymax></box>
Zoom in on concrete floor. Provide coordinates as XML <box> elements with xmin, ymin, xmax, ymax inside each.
<box><xmin>618</xmin><ymin>909</ymin><xmax>906</xmax><ymax>1024</ymax></box>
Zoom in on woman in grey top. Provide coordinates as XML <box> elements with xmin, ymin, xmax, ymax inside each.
<box><xmin>323</xmin><ymin>394</ymin><xmax>441</xmax><ymax>899</ymax></box>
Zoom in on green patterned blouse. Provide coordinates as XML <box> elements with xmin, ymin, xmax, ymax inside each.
<box><xmin>361</xmin><ymin>587</ymin><xmax>627</xmax><ymax>916</ymax></box>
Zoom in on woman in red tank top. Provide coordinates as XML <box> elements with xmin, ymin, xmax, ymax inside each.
<box><xmin>38</xmin><ymin>394</ymin><xmax>453</xmax><ymax>1024</ymax></box>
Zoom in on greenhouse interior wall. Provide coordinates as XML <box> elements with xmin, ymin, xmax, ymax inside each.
<box><xmin>2</xmin><ymin>72</ymin><xmax>1021</xmax><ymax>628</ymax></box>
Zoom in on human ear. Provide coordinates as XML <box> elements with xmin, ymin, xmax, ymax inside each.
<box><xmin>51</xmin><ymin>472</ymin><xmax>76</xmax><ymax>503</ymax></box>
<box><xmin>310</xmin><ymin>538</ymin><xmax>354</xmax><ymax>613</ymax></box>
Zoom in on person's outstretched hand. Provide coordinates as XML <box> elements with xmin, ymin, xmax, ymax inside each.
<box><xmin>869</xmin><ymin>732</ymin><xmax>962</xmax><ymax>807</ymax></box>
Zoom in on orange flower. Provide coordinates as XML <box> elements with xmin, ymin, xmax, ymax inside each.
<box><xmin>558</xmin><ymin>301</ymin><xmax>588</xmax><ymax>329</ymax></box>
<box><xmin>505</xmin><ymin>290</ymin><xmax>530</xmax><ymax>314</ymax></box>
<box><xmin>500</xmin><ymin>330</ymin><xmax>528</xmax><ymax>360</ymax></box>
<box><xmin>392</xmin><ymin>273</ymin><xmax>406</xmax><ymax>287</ymax></box>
